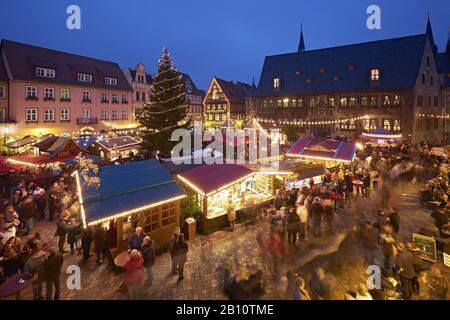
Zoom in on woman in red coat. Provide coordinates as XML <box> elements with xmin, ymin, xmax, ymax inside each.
<box><xmin>124</xmin><ymin>249</ymin><xmax>144</xmax><ymax>300</ymax></box>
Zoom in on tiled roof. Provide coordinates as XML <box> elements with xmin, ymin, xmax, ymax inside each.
<box><xmin>0</xmin><ymin>45</ymin><xmax>7</xmax><ymax>81</ymax></box>
<box><xmin>255</xmin><ymin>34</ymin><xmax>428</xmax><ymax>96</ymax></box>
<box><xmin>1</xmin><ymin>39</ymin><xmax>133</xmax><ymax>91</ymax></box>
<box><xmin>80</xmin><ymin>160</ymin><xmax>185</xmax><ymax>223</ymax></box>
<box><xmin>180</xmin><ymin>72</ymin><xmax>205</xmax><ymax>96</ymax></box>
<box><xmin>215</xmin><ymin>77</ymin><xmax>256</xmax><ymax>103</ymax></box>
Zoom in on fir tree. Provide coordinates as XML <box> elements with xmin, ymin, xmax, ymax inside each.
<box><xmin>139</xmin><ymin>47</ymin><xmax>188</xmax><ymax>155</ymax></box>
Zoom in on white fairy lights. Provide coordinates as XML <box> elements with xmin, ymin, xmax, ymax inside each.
<box><xmin>255</xmin><ymin>115</ymin><xmax>370</xmax><ymax>127</ymax></box>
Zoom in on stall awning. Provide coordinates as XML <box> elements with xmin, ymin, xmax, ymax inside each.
<box><xmin>361</xmin><ymin>128</ymin><xmax>402</xmax><ymax>140</ymax></box>
<box><xmin>95</xmin><ymin>136</ymin><xmax>141</xmax><ymax>151</ymax></box>
<box><xmin>6</xmin><ymin>136</ymin><xmax>37</xmax><ymax>149</ymax></box>
<box><xmin>7</xmin><ymin>153</ymin><xmax>74</xmax><ymax>168</ymax></box>
<box><xmin>297</xmin><ymin>166</ymin><xmax>326</xmax><ymax>180</ymax></box>
<box><xmin>32</xmin><ymin>134</ymin><xmax>57</xmax><ymax>152</ymax></box>
<box><xmin>76</xmin><ymin>160</ymin><xmax>185</xmax><ymax>226</ymax></box>
<box><xmin>287</xmin><ymin>139</ymin><xmax>356</xmax><ymax>163</ymax></box>
<box><xmin>177</xmin><ymin>164</ymin><xmax>254</xmax><ymax>196</ymax></box>
<box><xmin>0</xmin><ymin>157</ymin><xmax>22</xmax><ymax>173</ymax></box>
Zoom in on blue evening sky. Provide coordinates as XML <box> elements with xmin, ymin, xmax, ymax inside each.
<box><xmin>0</xmin><ymin>0</ymin><xmax>449</xmax><ymax>89</ymax></box>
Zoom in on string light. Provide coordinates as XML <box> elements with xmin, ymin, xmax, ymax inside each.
<box><xmin>255</xmin><ymin>115</ymin><xmax>370</xmax><ymax>127</ymax></box>
<box><xmin>75</xmin><ymin>154</ymin><xmax>101</xmax><ymax>190</ymax></box>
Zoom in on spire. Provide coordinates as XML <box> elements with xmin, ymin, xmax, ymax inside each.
<box><xmin>252</xmin><ymin>77</ymin><xmax>256</xmax><ymax>87</ymax></box>
<box><xmin>298</xmin><ymin>22</ymin><xmax>305</xmax><ymax>52</ymax></box>
<box><xmin>446</xmin><ymin>31</ymin><xmax>450</xmax><ymax>54</ymax></box>
<box><xmin>425</xmin><ymin>14</ymin><xmax>437</xmax><ymax>55</ymax></box>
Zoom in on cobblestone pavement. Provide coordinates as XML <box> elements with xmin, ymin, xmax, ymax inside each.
<box><xmin>7</xmin><ymin>181</ymin><xmax>450</xmax><ymax>300</ymax></box>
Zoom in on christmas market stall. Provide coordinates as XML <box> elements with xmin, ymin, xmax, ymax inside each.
<box><xmin>73</xmin><ymin>159</ymin><xmax>185</xmax><ymax>252</ymax></box>
<box><xmin>92</xmin><ymin>136</ymin><xmax>141</xmax><ymax>161</ymax></box>
<box><xmin>286</xmin><ymin>139</ymin><xmax>356</xmax><ymax>169</ymax></box>
<box><xmin>6</xmin><ymin>135</ymin><xmax>39</xmax><ymax>153</ymax></box>
<box><xmin>361</xmin><ymin>127</ymin><xmax>403</xmax><ymax>146</ymax></box>
<box><xmin>177</xmin><ymin>164</ymin><xmax>274</xmax><ymax>230</ymax></box>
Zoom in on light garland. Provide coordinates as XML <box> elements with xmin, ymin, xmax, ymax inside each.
<box><xmin>75</xmin><ymin>154</ymin><xmax>101</xmax><ymax>191</ymax></box>
<box><xmin>417</xmin><ymin>113</ymin><xmax>450</xmax><ymax>119</ymax></box>
<box><xmin>286</xmin><ymin>153</ymin><xmax>353</xmax><ymax>163</ymax></box>
<box><xmin>361</xmin><ymin>132</ymin><xmax>402</xmax><ymax>139</ymax></box>
<box><xmin>72</xmin><ymin>170</ymin><xmax>88</xmax><ymax>229</ymax></box>
<box><xmin>140</xmin><ymin>103</ymin><xmax>189</xmax><ymax>115</ymax></box>
<box><xmin>86</xmin><ymin>194</ymin><xmax>186</xmax><ymax>226</ymax></box>
<box><xmin>7</xmin><ymin>158</ymin><xmax>62</xmax><ymax>168</ymax></box>
<box><xmin>255</xmin><ymin>115</ymin><xmax>370</xmax><ymax>127</ymax></box>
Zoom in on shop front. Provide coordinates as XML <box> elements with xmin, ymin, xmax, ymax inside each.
<box><xmin>177</xmin><ymin>164</ymin><xmax>274</xmax><ymax>230</ymax></box>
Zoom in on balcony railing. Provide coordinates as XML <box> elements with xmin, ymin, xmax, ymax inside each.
<box><xmin>77</xmin><ymin>117</ymin><xmax>98</xmax><ymax>125</ymax></box>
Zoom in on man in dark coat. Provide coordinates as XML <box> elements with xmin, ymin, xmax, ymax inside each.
<box><xmin>142</xmin><ymin>236</ymin><xmax>156</xmax><ymax>287</ymax></box>
<box><xmin>389</xmin><ymin>207</ymin><xmax>400</xmax><ymax>233</ymax></box>
<box><xmin>309</xmin><ymin>267</ymin><xmax>331</xmax><ymax>300</ymax></box>
<box><xmin>286</xmin><ymin>208</ymin><xmax>301</xmax><ymax>246</ymax></box>
<box><xmin>81</xmin><ymin>227</ymin><xmax>93</xmax><ymax>261</ymax></box>
<box><xmin>128</xmin><ymin>226</ymin><xmax>145</xmax><ymax>251</ymax></box>
<box><xmin>395</xmin><ymin>243</ymin><xmax>417</xmax><ymax>300</ymax></box>
<box><xmin>170</xmin><ymin>227</ymin><xmax>181</xmax><ymax>275</ymax></box>
<box><xmin>44</xmin><ymin>248</ymin><xmax>63</xmax><ymax>300</ymax></box>
<box><xmin>173</xmin><ymin>233</ymin><xmax>188</xmax><ymax>282</ymax></box>
<box><xmin>22</xmin><ymin>195</ymin><xmax>37</xmax><ymax>235</ymax></box>
<box><xmin>310</xmin><ymin>197</ymin><xmax>324</xmax><ymax>237</ymax></box>
<box><xmin>93</xmin><ymin>226</ymin><xmax>108</xmax><ymax>263</ymax></box>
<box><xmin>359</xmin><ymin>221</ymin><xmax>379</xmax><ymax>264</ymax></box>
<box><xmin>55</xmin><ymin>215</ymin><xmax>68</xmax><ymax>254</ymax></box>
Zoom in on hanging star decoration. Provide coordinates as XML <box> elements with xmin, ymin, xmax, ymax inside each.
<box><xmin>75</xmin><ymin>154</ymin><xmax>101</xmax><ymax>191</ymax></box>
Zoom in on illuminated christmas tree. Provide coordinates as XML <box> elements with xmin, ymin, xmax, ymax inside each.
<box><xmin>139</xmin><ymin>47</ymin><xmax>188</xmax><ymax>155</ymax></box>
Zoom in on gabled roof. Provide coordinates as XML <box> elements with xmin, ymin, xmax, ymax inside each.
<box><xmin>287</xmin><ymin>139</ymin><xmax>356</xmax><ymax>163</ymax></box>
<box><xmin>1</xmin><ymin>39</ymin><xmax>132</xmax><ymax>91</ymax></box>
<box><xmin>180</xmin><ymin>72</ymin><xmax>205</xmax><ymax>96</ymax></box>
<box><xmin>245</xmin><ymin>118</ymin><xmax>264</xmax><ymax>130</ymax></box>
<box><xmin>0</xmin><ymin>44</ymin><xmax>7</xmax><ymax>81</ymax></box>
<box><xmin>255</xmin><ymin>34</ymin><xmax>427</xmax><ymax>96</ymax></box>
<box><xmin>177</xmin><ymin>164</ymin><xmax>254</xmax><ymax>196</ymax></box>
<box><xmin>79</xmin><ymin>160</ymin><xmax>185</xmax><ymax>225</ymax></box>
<box><xmin>220</xmin><ymin>118</ymin><xmax>236</xmax><ymax>129</ymax></box>
<box><xmin>128</xmin><ymin>69</ymin><xmax>153</xmax><ymax>84</ymax></box>
<box><xmin>215</xmin><ymin>77</ymin><xmax>256</xmax><ymax>103</ymax></box>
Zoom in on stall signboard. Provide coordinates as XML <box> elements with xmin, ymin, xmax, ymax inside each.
<box><xmin>412</xmin><ymin>233</ymin><xmax>437</xmax><ymax>262</ymax></box>
<box><xmin>444</xmin><ymin>253</ymin><xmax>450</xmax><ymax>268</ymax></box>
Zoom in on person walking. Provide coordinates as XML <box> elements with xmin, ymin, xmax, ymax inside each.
<box><xmin>66</xmin><ymin>218</ymin><xmax>80</xmax><ymax>255</ymax></box>
<box><xmin>55</xmin><ymin>215</ymin><xmax>68</xmax><ymax>254</ymax></box>
<box><xmin>93</xmin><ymin>225</ymin><xmax>108</xmax><ymax>263</ymax></box>
<box><xmin>173</xmin><ymin>233</ymin><xmax>188</xmax><ymax>282</ymax></box>
<box><xmin>296</xmin><ymin>203</ymin><xmax>308</xmax><ymax>241</ymax></box>
<box><xmin>395</xmin><ymin>242</ymin><xmax>417</xmax><ymax>300</ymax></box>
<box><xmin>389</xmin><ymin>207</ymin><xmax>400</xmax><ymax>234</ymax></box>
<box><xmin>227</xmin><ymin>198</ymin><xmax>236</xmax><ymax>232</ymax></box>
<box><xmin>81</xmin><ymin>226</ymin><xmax>93</xmax><ymax>261</ymax></box>
<box><xmin>141</xmin><ymin>236</ymin><xmax>156</xmax><ymax>287</ymax></box>
<box><xmin>170</xmin><ymin>227</ymin><xmax>181</xmax><ymax>275</ymax></box>
<box><xmin>292</xmin><ymin>276</ymin><xmax>311</xmax><ymax>300</ymax></box>
<box><xmin>286</xmin><ymin>208</ymin><xmax>300</xmax><ymax>246</ymax></box>
<box><xmin>22</xmin><ymin>195</ymin><xmax>37</xmax><ymax>235</ymax></box>
<box><xmin>359</xmin><ymin>221</ymin><xmax>379</xmax><ymax>265</ymax></box>
<box><xmin>310</xmin><ymin>197</ymin><xmax>324</xmax><ymax>237</ymax></box>
<box><xmin>44</xmin><ymin>248</ymin><xmax>63</xmax><ymax>300</ymax></box>
<box><xmin>48</xmin><ymin>185</ymin><xmax>59</xmax><ymax>222</ymax></box>
<box><xmin>308</xmin><ymin>267</ymin><xmax>331</xmax><ymax>300</ymax></box>
<box><xmin>124</xmin><ymin>249</ymin><xmax>144</xmax><ymax>300</ymax></box>
<box><xmin>24</xmin><ymin>241</ymin><xmax>47</xmax><ymax>300</ymax></box>
<box><xmin>34</xmin><ymin>188</ymin><xmax>47</xmax><ymax>221</ymax></box>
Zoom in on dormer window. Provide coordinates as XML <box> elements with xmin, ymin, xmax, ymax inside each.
<box><xmin>36</xmin><ymin>67</ymin><xmax>55</xmax><ymax>78</ymax></box>
<box><xmin>319</xmin><ymin>67</ymin><xmax>326</xmax><ymax>74</ymax></box>
<box><xmin>294</xmin><ymin>70</ymin><xmax>302</xmax><ymax>76</ymax></box>
<box><xmin>346</xmin><ymin>64</ymin><xmax>355</xmax><ymax>71</ymax></box>
<box><xmin>212</xmin><ymin>85</ymin><xmax>218</xmax><ymax>100</ymax></box>
<box><xmin>105</xmin><ymin>77</ymin><xmax>118</xmax><ymax>85</ymax></box>
<box><xmin>273</xmin><ymin>77</ymin><xmax>280</xmax><ymax>89</ymax></box>
<box><xmin>305</xmin><ymin>77</ymin><xmax>312</xmax><ymax>84</ymax></box>
<box><xmin>186</xmin><ymin>79</ymin><xmax>192</xmax><ymax>93</ymax></box>
<box><xmin>332</xmin><ymin>75</ymin><xmax>340</xmax><ymax>81</ymax></box>
<box><xmin>370</xmin><ymin>68</ymin><xmax>380</xmax><ymax>81</ymax></box>
<box><xmin>78</xmin><ymin>73</ymin><xmax>92</xmax><ymax>83</ymax></box>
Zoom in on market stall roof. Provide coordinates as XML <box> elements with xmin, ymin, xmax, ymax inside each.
<box><xmin>245</xmin><ymin>118</ymin><xmax>264</xmax><ymax>130</ymax></box>
<box><xmin>95</xmin><ymin>136</ymin><xmax>141</xmax><ymax>151</ymax></box>
<box><xmin>361</xmin><ymin>128</ymin><xmax>402</xmax><ymax>140</ymax></box>
<box><xmin>0</xmin><ymin>157</ymin><xmax>23</xmax><ymax>173</ymax></box>
<box><xmin>6</xmin><ymin>135</ymin><xmax>37</xmax><ymax>149</ymax></box>
<box><xmin>33</xmin><ymin>134</ymin><xmax>58</xmax><ymax>152</ymax></box>
<box><xmin>177</xmin><ymin>164</ymin><xmax>254</xmax><ymax>196</ymax></box>
<box><xmin>76</xmin><ymin>160</ymin><xmax>185</xmax><ymax>226</ymax></box>
<box><xmin>74</xmin><ymin>136</ymin><xmax>98</xmax><ymax>149</ymax></box>
<box><xmin>286</xmin><ymin>139</ymin><xmax>356</xmax><ymax>163</ymax></box>
<box><xmin>243</xmin><ymin>160</ymin><xmax>325</xmax><ymax>178</ymax></box>
<box><xmin>220</xmin><ymin>119</ymin><xmax>236</xmax><ymax>130</ymax></box>
<box><xmin>7</xmin><ymin>153</ymin><xmax>74</xmax><ymax>167</ymax></box>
